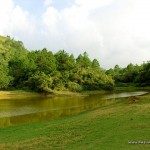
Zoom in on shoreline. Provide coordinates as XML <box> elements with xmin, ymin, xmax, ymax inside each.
<box><xmin>0</xmin><ymin>86</ymin><xmax>149</xmax><ymax>100</ymax></box>
<box><xmin>0</xmin><ymin>90</ymin><xmax>40</xmax><ymax>99</ymax></box>
<box><xmin>0</xmin><ymin>90</ymin><xmax>104</xmax><ymax>100</ymax></box>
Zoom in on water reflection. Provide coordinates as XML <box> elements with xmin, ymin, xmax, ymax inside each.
<box><xmin>0</xmin><ymin>91</ymin><xmax>148</xmax><ymax>128</ymax></box>
<box><xmin>104</xmin><ymin>91</ymin><xmax>148</xmax><ymax>99</ymax></box>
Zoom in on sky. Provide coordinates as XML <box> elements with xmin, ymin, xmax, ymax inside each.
<box><xmin>0</xmin><ymin>0</ymin><xmax>150</xmax><ymax>69</ymax></box>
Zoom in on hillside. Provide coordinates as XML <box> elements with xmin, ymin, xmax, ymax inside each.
<box><xmin>0</xmin><ymin>35</ymin><xmax>27</xmax><ymax>57</ymax></box>
<box><xmin>0</xmin><ymin>35</ymin><xmax>114</xmax><ymax>92</ymax></box>
<box><xmin>0</xmin><ymin>35</ymin><xmax>6</xmax><ymax>48</ymax></box>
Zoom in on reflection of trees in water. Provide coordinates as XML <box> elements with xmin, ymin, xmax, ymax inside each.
<box><xmin>0</xmin><ymin>98</ymin><xmax>115</xmax><ymax>128</ymax></box>
<box><xmin>0</xmin><ymin>91</ymin><xmax>147</xmax><ymax>128</ymax></box>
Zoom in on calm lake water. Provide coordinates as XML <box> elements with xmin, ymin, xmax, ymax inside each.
<box><xmin>0</xmin><ymin>91</ymin><xmax>148</xmax><ymax>128</ymax></box>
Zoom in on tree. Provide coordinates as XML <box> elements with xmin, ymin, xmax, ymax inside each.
<box><xmin>35</xmin><ymin>48</ymin><xmax>56</xmax><ymax>74</ymax></box>
<box><xmin>0</xmin><ymin>35</ymin><xmax>116</xmax><ymax>92</ymax></box>
<box><xmin>27</xmin><ymin>72</ymin><xmax>53</xmax><ymax>93</ymax></box>
<box><xmin>137</xmin><ymin>61</ymin><xmax>150</xmax><ymax>86</ymax></box>
<box><xmin>9</xmin><ymin>57</ymin><xmax>29</xmax><ymax>87</ymax></box>
<box><xmin>55</xmin><ymin>50</ymin><xmax>75</xmax><ymax>71</ymax></box>
<box><xmin>76</xmin><ymin>52</ymin><xmax>92</xmax><ymax>68</ymax></box>
<box><xmin>0</xmin><ymin>60</ymin><xmax>12</xmax><ymax>89</ymax></box>
<box><xmin>92</xmin><ymin>59</ymin><xmax>100</xmax><ymax>69</ymax></box>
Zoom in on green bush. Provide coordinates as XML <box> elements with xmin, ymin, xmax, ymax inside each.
<box><xmin>67</xmin><ymin>81</ymin><xmax>82</xmax><ymax>92</ymax></box>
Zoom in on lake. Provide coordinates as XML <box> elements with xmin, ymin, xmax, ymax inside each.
<box><xmin>0</xmin><ymin>91</ymin><xmax>148</xmax><ymax>128</ymax></box>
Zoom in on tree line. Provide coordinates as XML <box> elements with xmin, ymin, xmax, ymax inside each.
<box><xmin>106</xmin><ymin>62</ymin><xmax>150</xmax><ymax>87</ymax></box>
<box><xmin>0</xmin><ymin>36</ymin><xmax>149</xmax><ymax>93</ymax></box>
<box><xmin>0</xmin><ymin>36</ymin><xmax>114</xmax><ymax>93</ymax></box>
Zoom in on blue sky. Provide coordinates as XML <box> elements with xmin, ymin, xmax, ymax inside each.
<box><xmin>14</xmin><ymin>0</ymin><xmax>44</xmax><ymax>16</ymax></box>
<box><xmin>14</xmin><ymin>0</ymin><xmax>74</xmax><ymax>15</ymax></box>
<box><xmin>0</xmin><ymin>0</ymin><xmax>150</xmax><ymax>68</ymax></box>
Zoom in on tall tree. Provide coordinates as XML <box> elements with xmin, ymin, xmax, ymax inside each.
<box><xmin>92</xmin><ymin>59</ymin><xmax>100</xmax><ymax>69</ymax></box>
<box><xmin>55</xmin><ymin>50</ymin><xmax>75</xmax><ymax>71</ymax></box>
<box><xmin>76</xmin><ymin>52</ymin><xmax>92</xmax><ymax>68</ymax></box>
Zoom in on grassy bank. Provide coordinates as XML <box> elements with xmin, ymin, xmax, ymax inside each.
<box><xmin>0</xmin><ymin>90</ymin><xmax>85</xmax><ymax>100</ymax></box>
<box><xmin>0</xmin><ymin>92</ymin><xmax>149</xmax><ymax>149</ymax></box>
<box><xmin>0</xmin><ymin>90</ymin><xmax>40</xmax><ymax>100</ymax></box>
<box><xmin>2</xmin><ymin>84</ymin><xmax>148</xmax><ymax>99</ymax></box>
<box><xmin>0</xmin><ymin>89</ymin><xmax>107</xmax><ymax>99</ymax></box>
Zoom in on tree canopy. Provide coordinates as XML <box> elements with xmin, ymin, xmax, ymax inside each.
<box><xmin>106</xmin><ymin>61</ymin><xmax>150</xmax><ymax>86</ymax></box>
<box><xmin>0</xmin><ymin>36</ymin><xmax>115</xmax><ymax>93</ymax></box>
<box><xmin>0</xmin><ymin>35</ymin><xmax>149</xmax><ymax>93</ymax></box>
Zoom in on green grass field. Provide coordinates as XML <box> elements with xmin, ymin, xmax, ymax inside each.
<box><xmin>0</xmin><ymin>93</ymin><xmax>150</xmax><ymax>150</ymax></box>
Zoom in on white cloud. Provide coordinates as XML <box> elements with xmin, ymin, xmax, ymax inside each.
<box><xmin>44</xmin><ymin>0</ymin><xmax>53</xmax><ymax>7</ymax></box>
<box><xmin>0</xmin><ymin>0</ymin><xmax>14</xmax><ymax>34</ymax></box>
<box><xmin>0</xmin><ymin>0</ymin><xmax>13</xmax><ymax>12</ymax></box>
<box><xmin>41</xmin><ymin>3</ymin><xmax>105</xmax><ymax>58</ymax></box>
<box><xmin>0</xmin><ymin>0</ymin><xmax>34</xmax><ymax>40</ymax></box>
<box><xmin>75</xmin><ymin>0</ymin><xmax>114</xmax><ymax>10</ymax></box>
<box><xmin>0</xmin><ymin>0</ymin><xmax>149</xmax><ymax>68</ymax></box>
<box><xmin>43</xmin><ymin>6</ymin><xmax>60</xmax><ymax>31</ymax></box>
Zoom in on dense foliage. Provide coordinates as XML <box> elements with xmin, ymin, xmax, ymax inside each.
<box><xmin>0</xmin><ymin>36</ymin><xmax>114</xmax><ymax>93</ymax></box>
<box><xmin>106</xmin><ymin>62</ymin><xmax>150</xmax><ymax>86</ymax></box>
<box><xmin>0</xmin><ymin>35</ymin><xmax>149</xmax><ymax>92</ymax></box>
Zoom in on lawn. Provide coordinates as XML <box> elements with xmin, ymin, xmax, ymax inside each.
<box><xmin>0</xmin><ymin>93</ymin><xmax>149</xmax><ymax>150</ymax></box>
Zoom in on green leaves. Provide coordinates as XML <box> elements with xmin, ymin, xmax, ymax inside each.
<box><xmin>55</xmin><ymin>50</ymin><xmax>75</xmax><ymax>71</ymax></box>
<box><xmin>0</xmin><ymin>35</ymin><xmax>115</xmax><ymax>92</ymax></box>
<box><xmin>0</xmin><ymin>70</ymin><xmax>12</xmax><ymax>89</ymax></box>
<box><xmin>106</xmin><ymin>61</ymin><xmax>150</xmax><ymax>86</ymax></box>
<box><xmin>0</xmin><ymin>36</ymin><xmax>27</xmax><ymax>89</ymax></box>
<box><xmin>27</xmin><ymin>72</ymin><xmax>53</xmax><ymax>93</ymax></box>
<box><xmin>92</xmin><ymin>59</ymin><xmax>100</xmax><ymax>69</ymax></box>
<box><xmin>76</xmin><ymin>52</ymin><xmax>92</xmax><ymax>68</ymax></box>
